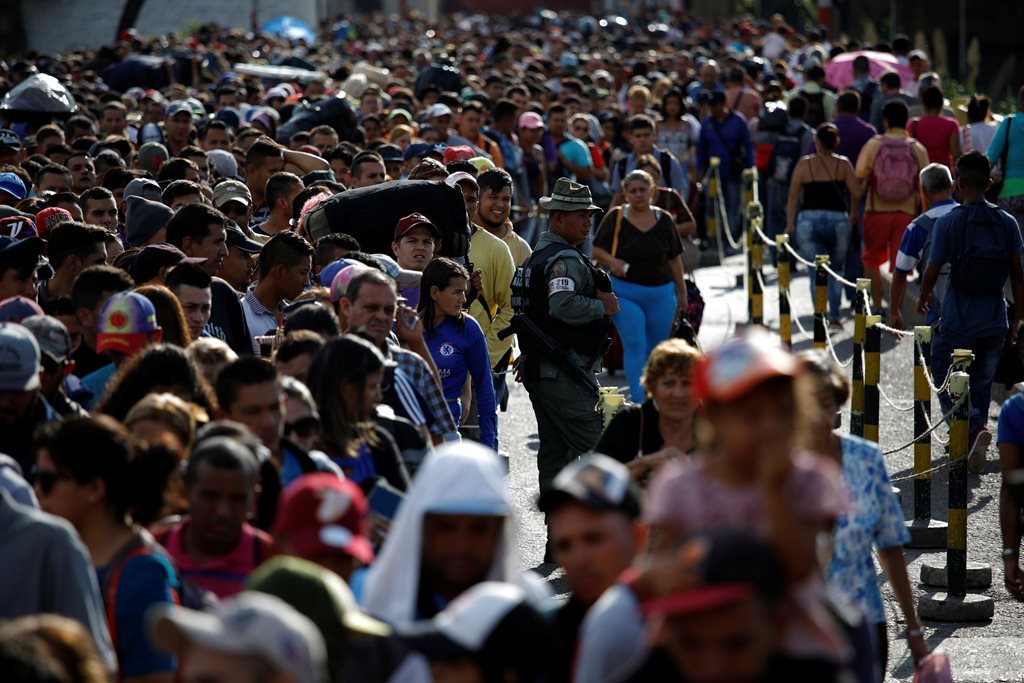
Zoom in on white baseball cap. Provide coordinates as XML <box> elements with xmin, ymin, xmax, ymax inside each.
<box><xmin>148</xmin><ymin>592</ymin><xmax>328</xmax><ymax>683</ymax></box>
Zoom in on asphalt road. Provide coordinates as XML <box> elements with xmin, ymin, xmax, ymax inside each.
<box><xmin>501</xmin><ymin>251</ymin><xmax>1024</xmax><ymax>682</ymax></box>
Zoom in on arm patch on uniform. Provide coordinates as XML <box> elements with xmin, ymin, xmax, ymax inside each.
<box><xmin>548</xmin><ymin>277</ymin><xmax>576</xmax><ymax>296</ymax></box>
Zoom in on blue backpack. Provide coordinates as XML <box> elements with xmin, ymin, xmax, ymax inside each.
<box><xmin>949</xmin><ymin>203</ymin><xmax>1012</xmax><ymax>295</ymax></box>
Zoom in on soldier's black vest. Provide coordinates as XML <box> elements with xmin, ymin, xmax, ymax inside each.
<box><xmin>511</xmin><ymin>241</ymin><xmax>611</xmax><ymax>357</ymax></box>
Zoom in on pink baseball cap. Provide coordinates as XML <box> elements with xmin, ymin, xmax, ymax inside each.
<box><xmin>518</xmin><ymin>112</ymin><xmax>545</xmax><ymax>130</ymax></box>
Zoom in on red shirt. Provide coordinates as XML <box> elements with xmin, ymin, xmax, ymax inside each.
<box><xmin>158</xmin><ymin>518</ymin><xmax>274</xmax><ymax>598</ymax></box>
<box><xmin>910</xmin><ymin>115</ymin><xmax>960</xmax><ymax>168</ymax></box>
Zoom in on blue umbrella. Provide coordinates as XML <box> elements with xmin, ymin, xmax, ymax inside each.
<box><xmin>260</xmin><ymin>16</ymin><xmax>317</xmax><ymax>44</ymax></box>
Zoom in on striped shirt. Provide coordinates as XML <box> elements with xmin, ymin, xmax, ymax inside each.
<box><xmin>385</xmin><ymin>341</ymin><xmax>458</xmax><ymax>437</ymax></box>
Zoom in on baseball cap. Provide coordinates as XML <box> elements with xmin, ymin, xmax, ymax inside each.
<box><xmin>908</xmin><ymin>49</ymin><xmax>929</xmax><ymax>61</ymax></box>
<box><xmin>246</xmin><ymin>557</ymin><xmax>390</xmax><ymax>683</ymax></box>
<box><xmin>0</xmin><ymin>295</ymin><xmax>44</xmax><ymax>323</ymax></box>
<box><xmin>376</xmin><ymin>143</ymin><xmax>403</xmax><ymax>163</ymax></box>
<box><xmin>444</xmin><ymin>171</ymin><xmax>478</xmax><ymax>191</ymax></box>
<box><xmin>0</xmin><ymin>172</ymin><xmax>27</xmax><ymax>201</ymax></box>
<box><xmin>166</xmin><ymin>100</ymin><xmax>193</xmax><ymax>119</ymax></box>
<box><xmin>213</xmin><ymin>179</ymin><xmax>252</xmax><ymax>209</ymax></box>
<box><xmin>401</xmin><ymin>582</ymin><xmax>555</xmax><ymax>680</ymax></box>
<box><xmin>426</xmin><ymin>103</ymin><xmax>454</xmax><ymax>119</ymax></box>
<box><xmin>0</xmin><ymin>215</ymin><xmax>37</xmax><ymax>239</ymax></box>
<box><xmin>0</xmin><ymin>129</ymin><xmax>21</xmax><ymax>150</ymax></box>
<box><xmin>34</xmin><ymin>207</ymin><xmax>73</xmax><ymax>237</ymax></box>
<box><xmin>273</xmin><ymin>473</ymin><xmax>375</xmax><ymax>565</ymax></box>
<box><xmin>442</xmin><ymin>145</ymin><xmax>475</xmax><ymax>164</ymax></box>
<box><xmin>537</xmin><ymin>453</ymin><xmax>641</xmax><ymax>519</ymax></box>
<box><xmin>137</xmin><ymin>142</ymin><xmax>170</xmax><ymax>174</ymax></box>
<box><xmin>370</xmin><ymin>253</ymin><xmax>422</xmax><ymax>288</ymax></box>
<box><xmin>403</xmin><ymin>142</ymin><xmax>431</xmax><ymax>162</ymax></box>
<box><xmin>393</xmin><ymin>212</ymin><xmax>441</xmax><ymax>241</ymax></box>
<box><xmin>518</xmin><ymin>112</ymin><xmax>544</xmax><ymax>130</ymax></box>
<box><xmin>225</xmin><ymin>223</ymin><xmax>263</xmax><ymax>253</ymax></box>
<box><xmin>96</xmin><ymin>291</ymin><xmax>163</xmax><ymax>356</ymax></box>
<box><xmin>207</xmin><ymin>149</ymin><xmax>239</xmax><ymax>180</ymax></box>
<box><xmin>468</xmin><ymin>156</ymin><xmax>496</xmax><ymax>172</ymax></box>
<box><xmin>318</xmin><ymin>257</ymin><xmax>353</xmax><ymax>288</ymax></box>
<box><xmin>0</xmin><ymin>235</ymin><xmax>45</xmax><ymax>262</ymax></box>
<box><xmin>148</xmin><ymin>591</ymin><xmax>328</xmax><ymax>683</ymax></box>
<box><xmin>692</xmin><ymin>328</ymin><xmax>797</xmax><ymax>403</ymax></box>
<box><xmin>20</xmin><ymin>314</ymin><xmax>72</xmax><ymax>363</ymax></box>
<box><xmin>642</xmin><ymin>528</ymin><xmax>786</xmax><ymax>617</ymax></box>
<box><xmin>0</xmin><ymin>322</ymin><xmax>41</xmax><ymax>391</ymax></box>
<box><xmin>123</xmin><ymin>177</ymin><xmax>162</xmax><ymax>202</ymax></box>
<box><xmin>328</xmin><ymin>262</ymin><xmax>371</xmax><ymax>303</ymax></box>
<box><xmin>130</xmin><ymin>244</ymin><xmax>206</xmax><ymax>284</ymax></box>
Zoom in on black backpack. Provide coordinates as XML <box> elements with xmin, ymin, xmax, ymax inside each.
<box><xmin>769</xmin><ymin>125</ymin><xmax>807</xmax><ymax>184</ymax></box>
<box><xmin>803</xmin><ymin>90</ymin><xmax>826</xmax><ymax>128</ymax></box>
<box><xmin>949</xmin><ymin>204</ymin><xmax>1012</xmax><ymax>295</ymax></box>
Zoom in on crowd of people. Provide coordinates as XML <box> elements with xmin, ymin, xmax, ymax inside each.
<box><xmin>2</xmin><ymin>7</ymin><xmax>1024</xmax><ymax>683</ymax></box>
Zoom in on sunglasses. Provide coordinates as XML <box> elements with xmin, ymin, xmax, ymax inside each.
<box><xmin>35</xmin><ymin>468</ymin><xmax>72</xmax><ymax>495</ymax></box>
<box><xmin>284</xmin><ymin>416</ymin><xmax>319</xmax><ymax>439</ymax></box>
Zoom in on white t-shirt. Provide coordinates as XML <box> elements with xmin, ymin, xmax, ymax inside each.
<box><xmin>961</xmin><ymin>121</ymin><xmax>998</xmax><ymax>156</ymax></box>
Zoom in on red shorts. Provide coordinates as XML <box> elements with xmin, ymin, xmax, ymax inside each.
<box><xmin>862</xmin><ymin>211</ymin><xmax>914</xmax><ymax>271</ymax></box>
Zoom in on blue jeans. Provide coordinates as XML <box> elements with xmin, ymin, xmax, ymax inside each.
<box><xmin>931</xmin><ymin>325</ymin><xmax>1004</xmax><ymax>434</ymax></box>
<box><xmin>796</xmin><ymin>210</ymin><xmax>852</xmax><ymax>320</ymax></box>
<box><xmin>610</xmin><ymin>277</ymin><xmax>678</xmax><ymax>401</ymax></box>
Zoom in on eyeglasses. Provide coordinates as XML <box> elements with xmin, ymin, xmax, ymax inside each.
<box><xmin>34</xmin><ymin>468</ymin><xmax>72</xmax><ymax>495</ymax></box>
<box><xmin>284</xmin><ymin>416</ymin><xmax>319</xmax><ymax>439</ymax></box>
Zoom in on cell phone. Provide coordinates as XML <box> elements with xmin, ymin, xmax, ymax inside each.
<box><xmin>367</xmin><ymin>480</ymin><xmax>405</xmax><ymax>520</ymax></box>
<box><xmin>396</xmin><ymin>298</ymin><xmax>418</xmax><ymax>330</ymax></box>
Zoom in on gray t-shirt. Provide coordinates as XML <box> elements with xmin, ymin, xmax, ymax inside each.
<box><xmin>573</xmin><ymin>583</ymin><xmax>648</xmax><ymax>683</ymax></box>
<box><xmin>0</xmin><ymin>488</ymin><xmax>118</xmax><ymax>674</ymax></box>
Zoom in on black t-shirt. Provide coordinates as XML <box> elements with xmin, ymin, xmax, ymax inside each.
<box><xmin>205</xmin><ymin>278</ymin><xmax>252</xmax><ymax>356</ymax></box>
<box><xmin>595</xmin><ymin>400</ymin><xmax>665</xmax><ymax>463</ymax></box>
<box><xmin>593</xmin><ymin>206</ymin><xmax>683</xmax><ymax>286</ymax></box>
<box><xmin>71</xmin><ymin>341</ymin><xmax>109</xmax><ymax>379</ymax></box>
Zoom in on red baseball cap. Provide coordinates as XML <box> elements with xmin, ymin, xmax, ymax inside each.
<box><xmin>393</xmin><ymin>212</ymin><xmax>441</xmax><ymax>241</ymax></box>
<box><xmin>442</xmin><ymin>145</ymin><xmax>476</xmax><ymax>164</ymax></box>
<box><xmin>273</xmin><ymin>474</ymin><xmax>374</xmax><ymax>566</ymax></box>
<box><xmin>692</xmin><ymin>327</ymin><xmax>797</xmax><ymax>403</ymax></box>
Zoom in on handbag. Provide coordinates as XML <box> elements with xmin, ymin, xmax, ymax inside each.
<box><xmin>988</xmin><ymin>115</ymin><xmax>1013</xmax><ymax>202</ymax></box>
<box><xmin>676</xmin><ymin>277</ymin><xmax>705</xmax><ymax>339</ymax></box>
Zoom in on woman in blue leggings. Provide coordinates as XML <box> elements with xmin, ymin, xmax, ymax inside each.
<box><xmin>593</xmin><ymin>169</ymin><xmax>687</xmax><ymax>400</ymax></box>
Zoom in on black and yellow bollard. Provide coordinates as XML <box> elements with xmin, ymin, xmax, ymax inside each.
<box><xmin>742</xmin><ymin>167</ymin><xmax>758</xmax><ymax>207</ymax></box>
<box><xmin>907</xmin><ymin>325</ymin><xmax>947</xmax><ymax>548</ymax></box>
<box><xmin>747</xmin><ymin>203</ymin><xmax>764</xmax><ymax>325</ymax></box>
<box><xmin>813</xmin><ymin>255</ymin><xmax>828</xmax><ymax>350</ymax></box>
<box><xmin>919</xmin><ymin>367</ymin><xmax>994</xmax><ymax>621</ymax></box>
<box><xmin>776</xmin><ymin>235</ymin><xmax>792</xmax><ymax>349</ymax></box>
<box><xmin>850</xmin><ymin>279</ymin><xmax>870</xmax><ymax>437</ymax></box>
<box><xmin>863</xmin><ymin>315</ymin><xmax>881</xmax><ymax>443</ymax></box>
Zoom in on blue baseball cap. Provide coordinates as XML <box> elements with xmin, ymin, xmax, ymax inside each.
<box><xmin>319</xmin><ymin>257</ymin><xmax>355</xmax><ymax>287</ymax></box>
<box><xmin>404</xmin><ymin>142</ymin><xmax>431</xmax><ymax>162</ymax></box>
<box><xmin>0</xmin><ymin>172</ymin><xmax>27</xmax><ymax>201</ymax></box>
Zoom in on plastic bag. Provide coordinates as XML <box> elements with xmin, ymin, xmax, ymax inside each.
<box><xmin>913</xmin><ymin>651</ymin><xmax>952</xmax><ymax>683</ymax></box>
<box><xmin>0</xmin><ymin>74</ymin><xmax>77</xmax><ymax>116</ymax></box>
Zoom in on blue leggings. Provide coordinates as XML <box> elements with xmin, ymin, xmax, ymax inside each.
<box><xmin>610</xmin><ymin>277</ymin><xmax>678</xmax><ymax>401</ymax></box>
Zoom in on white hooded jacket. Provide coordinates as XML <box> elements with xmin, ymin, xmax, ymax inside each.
<box><xmin>361</xmin><ymin>442</ymin><xmax>547</xmax><ymax>628</ymax></box>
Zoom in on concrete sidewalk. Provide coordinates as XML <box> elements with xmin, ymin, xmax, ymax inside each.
<box><xmin>690</xmin><ymin>251</ymin><xmax>1023</xmax><ymax>682</ymax></box>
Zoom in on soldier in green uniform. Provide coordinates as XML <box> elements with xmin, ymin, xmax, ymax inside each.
<box><xmin>511</xmin><ymin>178</ymin><xmax>620</xmax><ymax>492</ymax></box>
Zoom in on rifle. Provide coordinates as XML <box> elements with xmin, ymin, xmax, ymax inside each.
<box><xmin>498</xmin><ymin>314</ymin><xmax>599</xmax><ymax>392</ymax></box>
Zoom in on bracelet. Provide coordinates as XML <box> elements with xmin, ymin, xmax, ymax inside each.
<box><xmin>1003</xmin><ymin>548</ymin><xmax>1019</xmax><ymax>557</ymax></box>
<box><xmin>907</xmin><ymin>628</ymin><xmax>923</xmax><ymax>638</ymax></box>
